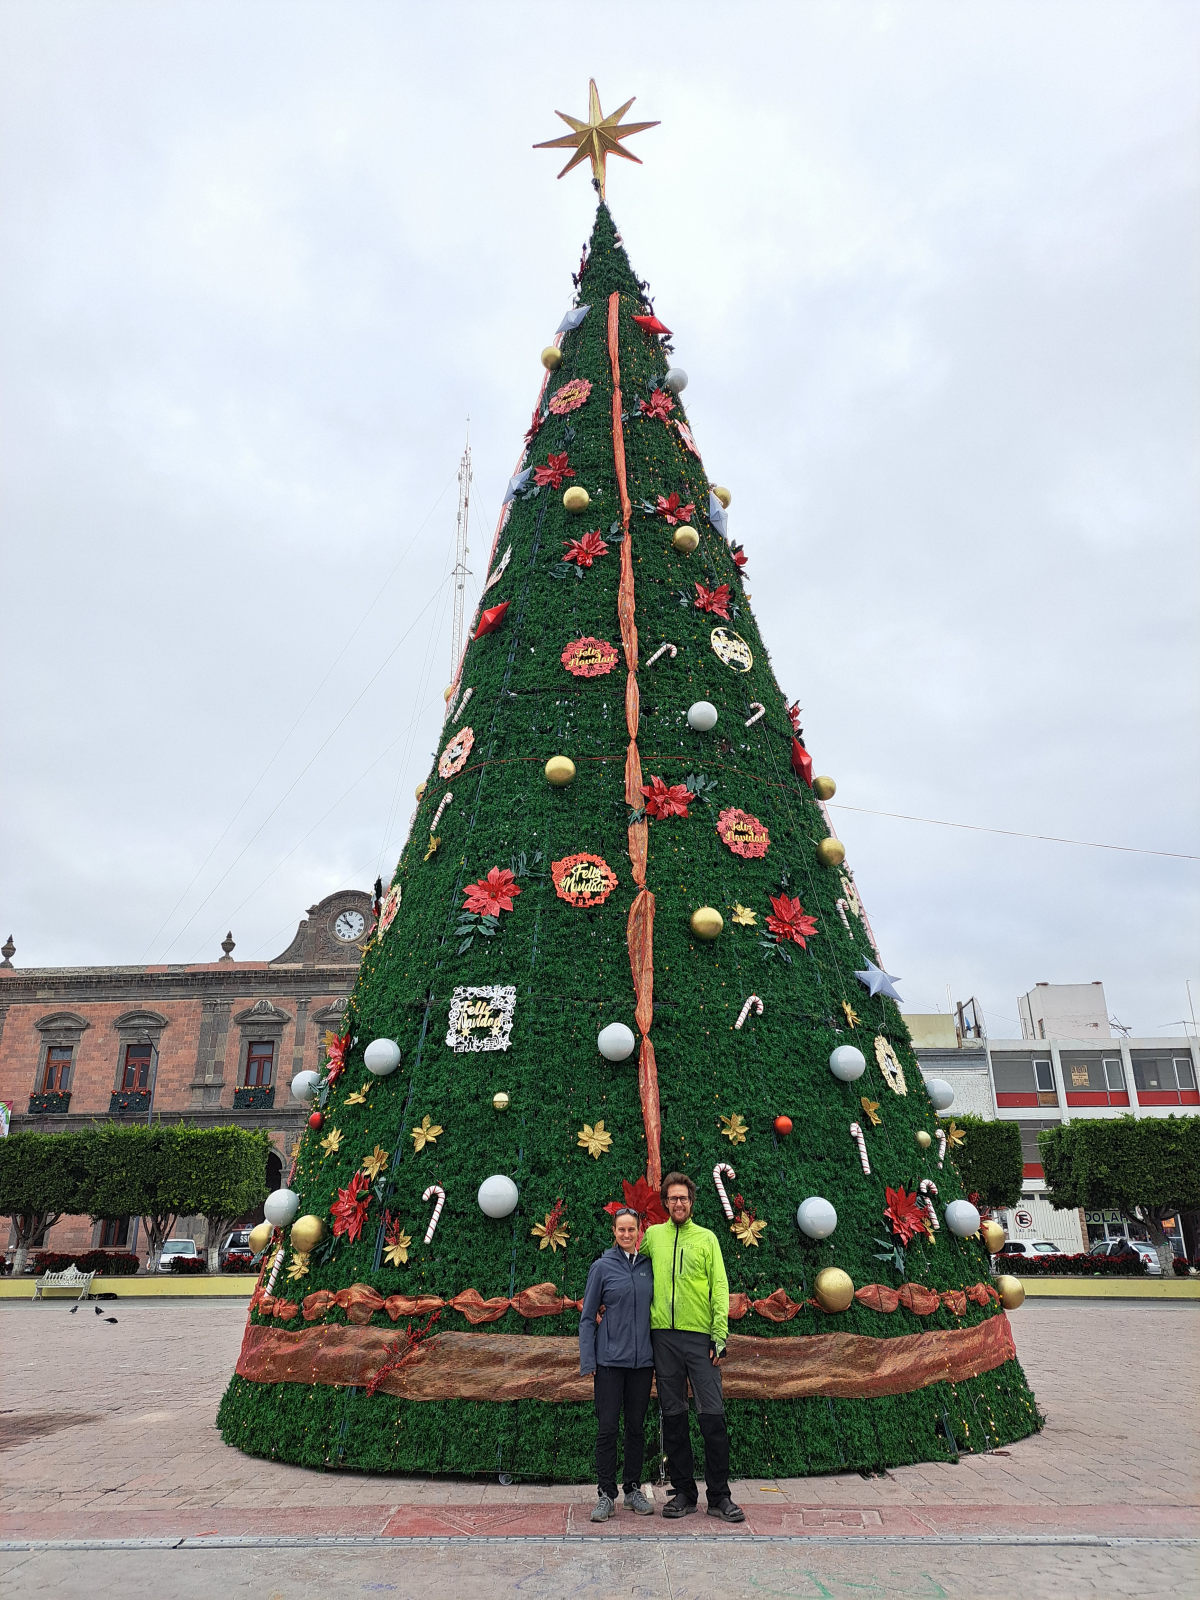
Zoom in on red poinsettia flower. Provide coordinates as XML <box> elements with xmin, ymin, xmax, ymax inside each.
<box><xmin>323</xmin><ymin>1027</ymin><xmax>351</xmax><ymax>1088</ymax></box>
<box><xmin>533</xmin><ymin>452</ymin><xmax>575</xmax><ymax>489</ymax></box>
<box><xmin>641</xmin><ymin>776</ymin><xmax>694</xmax><ymax>820</ymax></box>
<box><xmin>765</xmin><ymin>894</ymin><xmax>819</xmax><ymax>948</ymax></box>
<box><xmin>330</xmin><ymin>1171</ymin><xmax>372</xmax><ymax>1243</ymax></box>
<box><xmin>462</xmin><ymin>867</ymin><xmax>522</xmax><ymax>916</ymax></box>
<box><xmin>694</xmin><ymin>582</ymin><xmax>731</xmax><ymax>619</ymax></box>
<box><xmin>655</xmin><ymin>492</ymin><xmax>694</xmax><ymax>526</ymax></box>
<box><xmin>562</xmin><ymin>530</ymin><xmax>609</xmax><ymax>567</ymax></box>
<box><xmin>640</xmin><ymin>389</ymin><xmax>674</xmax><ymax>421</ymax></box>
<box><xmin>884</xmin><ymin>1186</ymin><xmax>931</xmax><ymax>1246</ymax></box>
<box><xmin>731</xmin><ymin>544</ymin><xmax>748</xmax><ymax>574</ymax></box>
<box><xmin>605</xmin><ymin>1176</ymin><xmax>668</xmax><ymax>1233</ymax></box>
<box><xmin>787</xmin><ymin>701</ymin><xmax>803</xmax><ymax>732</ymax></box>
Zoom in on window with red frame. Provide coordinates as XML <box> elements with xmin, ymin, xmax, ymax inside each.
<box><xmin>99</xmin><ymin>1218</ymin><xmax>129</xmax><ymax>1248</ymax></box>
<box><xmin>41</xmin><ymin>1044</ymin><xmax>73</xmax><ymax>1092</ymax></box>
<box><xmin>121</xmin><ymin>1042</ymin><xmax>153</xmax><ymax>1090</ymax></box>
<box><xmin>243</xmin><ymin>1040</ymin><xmax>274</xmax><ymax>1088</ymax></box>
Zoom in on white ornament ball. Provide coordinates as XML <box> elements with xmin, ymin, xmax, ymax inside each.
<box><xmin>263</xmin><ymin>1188</ymin><xmax>300</xmax><ymax>1228</ymax></box>
<box><xmin>687</xmin><ymin>700</ymin><xmax>718</xmax><ymax>732</ymax></box>
<box><xmin>290</xmin><ymin>1070</ymin><xmax>320</xmax><ymax>1105</ymax></box>
<box><xmin>829</xmin><ymin>1045</ymin><xmax>867</xmax><ymax>1082</ymax></box>
<box><xmin>363</xmin><ymin>1038</ymin><xmax>402</xmax><ymax>1077</ymax></box>
<box><xmin>663</xmin><ymin>367</ymin><xmax>688</xmax><ymax>394</ymax></box>
<box><xmin>944</xmin><ymin>1199</ymin><xmax>982</xmax><ymax>1238</ymax></box>
<box><xmin>477</xmin><ymin>1174</ymin><xmax>519</xmax><ymax>1218</ymax></box>
<box><xmin>796</xmin><ymin>1196</ymin><xmax>838</xmax><ymax>1239</ymax></box>
<box><xmin>924</xmin><ymin>1077</ymin><xmax>955</xmax><ymax>1111</ymax></box>
<box><xmin>598</xmin><ymin>1022</ymin><xmax>636</xmax><ymax>1062</ymax></box>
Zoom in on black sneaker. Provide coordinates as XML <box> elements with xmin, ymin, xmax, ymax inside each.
<box><xmin>662</xmin><ymin>1494</ymin><xmax>698</xmax><ymax>1519</ymax></box>
<box><xmin>706</xmin><ymin>1497</ymin><xmax>745</xmax><ymax>1523</ymax></box>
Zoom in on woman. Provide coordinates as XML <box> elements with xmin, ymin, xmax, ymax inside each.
<box><xmin>578</xmin><ymin>1206</ymin><xmax>656</xmax><ymax>1521</ymax></box>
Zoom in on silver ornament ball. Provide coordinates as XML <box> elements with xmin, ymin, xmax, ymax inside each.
<box><xmin>477</xmin><ymin>1174</ymin><xmax>519</xmax><ymax>1218</ymax></box>
<box><xmin>687</xmin><ymin>700</ymin><xmax>718</xmax><ymax>732</ymax></box>
<box><xmin>944</xmin><ymin>1199</ymin><xmax>981</xmax><ymax>1238</ymax></box>
<box><xmin>263</xmin><ymin>1188</ymin><xmax>300</xmax><ymax>1228</ymax></box>
<box><xmin>597</xmin><ymin>1022</ymin><xmax>636</xmax><ymax>1062</ymax></box>
<box><xmin>290</xmin><ymin>1070</ymin><xmax>320</xmax><ymax>1105</ymax></box>
<box><xmin>796</xmin><ymin>1196</ymin><xmax>838</xmax><ymax>1239</ymax></box>
<box><xmin>829</xmin><ymin>1045</ymin><xmax>867</xmax><ymax>1082</ymax></box>
<box><xmin>663</xmin><ymin>367</ymin><xmax>688</xmax><ymax>394</ymax></box>
<box><xmin>923</xmin><ymin>1077</ymin><xmax>955</xmax><ymax>1111</ymax></box>
<box><xmin>364</xmin><ymin>1038</ymin><xmax>402</xmax><ymax>1076</ymax></box>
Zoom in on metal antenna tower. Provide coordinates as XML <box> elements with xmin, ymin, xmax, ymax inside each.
<box><xmin>449</xmin><ymin>422</ymin><xmax>473</xmax><ymax>678</ymax></box>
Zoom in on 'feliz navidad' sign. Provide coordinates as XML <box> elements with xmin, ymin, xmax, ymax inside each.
<box><xmin>551</xmin><ymin>852</ymin><xmax>618</xmax><ymax>907</ymax></box>
<box><xmin>561</xmin><ymin>637</ymin><xmax>619</xmax><ymax>678</ymax></box>
<box><xmin>716</xmin><ymin>807</ymin><xmax>770</xmax><ymax>859</ymax></box>
<box><xmin>446</xmin><ymin>986</ymin><xmax>517</xmax><ymax>1053</ymax></box>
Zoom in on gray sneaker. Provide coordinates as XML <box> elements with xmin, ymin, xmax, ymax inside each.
<box><xmin>590</xmin><ymin>1493</ymin><xmax>616</xmax><ymax>1523</ymax></box>
<box><xmin>625</xmin><ymin>1487</ymin><xmax>653</xmax><ymax>1516</ymax></box>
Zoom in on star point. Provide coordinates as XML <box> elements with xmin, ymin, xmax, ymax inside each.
<box><xmin>854</xmin><ymin>960</ymin><xmax>904</xmax><ymax>1004</ymax></box>
<box><xmin>534</xmin><ymin>79</ymin><xmax>658</xmax><ymax>198</ymax></box>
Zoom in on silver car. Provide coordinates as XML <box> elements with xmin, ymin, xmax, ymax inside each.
<box><xmin>1087</xmin><ymin>1238</ymin><xmax>1163</xmax><ymax>1276</ymax></box>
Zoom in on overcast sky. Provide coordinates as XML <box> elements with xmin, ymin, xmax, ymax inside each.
<box><xmin>2</xmin><ymin>1</ymin><xmax>1196</xmax><ymax>1039</ymax></box>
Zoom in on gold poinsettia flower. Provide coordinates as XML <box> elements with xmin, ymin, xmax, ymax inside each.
<box><xmin>383</xmin><ymin>1229</ymin><xmax>412</xmax><ymax>1267</ymax></box>
<box><xmin>411</xmin><ymin>1115</ymin><xmax>443</xmax><ymax>1152</ymax></box>
<box><xmin>361</xmin><ymin>1145</ymin><xmax>389</xmax><ymax>1181</ymax></box>
<box><xmin>860</xmin><ymin>1097</ymin><xmax>882</xmax><ymax>1128</ymax></box>
<box><xmin>719</xmin><ymin>1112</ymin><xmax>748</xmax><ymax>1145</ymax></box>
<box><xmin>577</xmin><ymin>1120</ymin><xmax>613</xmax><ymax>1159</ymax></box>
<box><xmin>319</xmin><ymin>1127</ymin><xmax>343</xmax><ymax>1156</ymax></box>
<box><xmin>842</xmin><ymin>1000</ymin><xmax>860</xmax><ymax>1028</ymax></box>
<box><xmin>731</xmin><ymin>903</ymin><xmax>758</xmax><ymax>927</ymax></box>
<box><xmin>286</xmin><ymin>1251</ymin><xmax>310</xmax><ymax>1281</ymax></box>
<box><xmin>424</xmin><ymin>834</ymin><xmax>441</xmax><ymax>861</ymax></box>
<box><xmin>345</xmin><ymin>1083</ymin><xmax>372</xmax><ymax>1106</ymax></box>
<box><xmin>730</xmin><ymin>1210</ymin><xmax>766</xmax><ymax>1247</ymax></box>
<box><xmin>944</xmin><ymin>1120</ymin><xmax>966</xmax><ymax>1148</ymax></box>
<box><xmin>531</xmin><ymin>1213</ymin><xmax>570</xmax><ymax>1252</ymax></box>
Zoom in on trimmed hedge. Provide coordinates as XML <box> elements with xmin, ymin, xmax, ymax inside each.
<box><xmin>947</xmin><ymin>1117</ymin><xmax>1022</xmax><ymax>1209</ymax></box>
<box><xmin>31</xmin><ymin>1249</ymin><xmax>140</xmax><ymax>1276</ymax></box>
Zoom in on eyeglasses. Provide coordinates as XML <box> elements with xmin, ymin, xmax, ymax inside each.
<box><xmin>666</xmin><ymin>1194</ymin><xmax>692</xmax><ymax>1205</ymax></box>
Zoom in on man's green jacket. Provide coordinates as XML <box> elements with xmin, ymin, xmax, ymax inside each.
<box><xmin>640</xmin><ymin>1218</ymin><xmax>730</xmax><ymax>1346</ymax></box>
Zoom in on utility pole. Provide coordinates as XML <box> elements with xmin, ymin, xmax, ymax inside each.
<box><xmin>450</xmin><ymin>423</ymin><xmax>472</xmax><ymax>680</ymax></box>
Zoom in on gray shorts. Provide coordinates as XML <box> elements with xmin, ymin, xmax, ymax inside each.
<box><xmin>651</xmin><ymin>1329</ymin><xmax>724</xmax><ymax>1416</ymax></box>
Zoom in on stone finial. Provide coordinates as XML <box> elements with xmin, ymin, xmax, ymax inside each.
<box><xmin>219</xmin><ymin>931</ymin><xmax>236</xmax><ymax>962</ymax></box>
<box><xmin>0</xmin><ymin>934</ymin><xmax>14</xmax><ymax>969</ymax></box>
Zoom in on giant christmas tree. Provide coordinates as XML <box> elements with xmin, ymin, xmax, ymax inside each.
<box><xmin>219</xmin><ymin>85</ymin><xmax>1041</xmax><ymax>1480</ymax></box>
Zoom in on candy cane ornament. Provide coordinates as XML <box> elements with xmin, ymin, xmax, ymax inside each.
<box><xmin>935</xmin><ymin>1127</ymin><xmax>948</xmax><ymax>1169</ymax></box>
<box><xmin>919</xmin><ymin>1178</ymin><xmax>940</xmax><ymax>1231</ymax></box>
<box><xmin>744</xmin><ymin>702</ymin><xmax>765</xmax><ymax>727</ymax></box>
<box><xmin>453</xmin><ymin>687</ymin><xmax>474</xmax><ymax>724</ymax></box>
<box><xmin>734</xmin><ymin>995</ymin><xmax>763</xmax><ymax>1030</ymax></box>
<box><xmin>646</xmin><ymin>642</ymin><xmax>678</xmax><ymax>668</ymax></box>
<box><xmin>835</xmin><ymin>898</ymin><xmax>851</xmax><ymax>932</ymax></box>
<box><xmin>431</xmin><ymin>792</ymin><xmax>454</xmax><ymax>832</ymax></box>
<box><xmin>263</xmin><ymin>1237</ymin><xmax>286</xmax><ymax>1297</ymax></box>
<box><xmin>849</xmin><ymin>1122</ymin><xmax>871</xmax><ymax>1175</ymax></box>
<box><xmin>422</xmin><ymin>1184</ymin><xmax>446</xmax><ymax>1245</ymax></box>
<box><xmin>713</xmin><ymin>1163</ymin><xmax>736</xmax><ymax>1222</ymax></box>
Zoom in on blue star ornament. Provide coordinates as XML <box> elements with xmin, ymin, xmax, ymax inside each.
<box><xmin>556</xmin><ymin>304</ymin><xmax>590</xmax><ymax>334</ymax></box>
<box><xmin>854</xmin><ymin>961</ymin><xmax>904</xmax><ymax>1004</ymax></box>
<box><xmin>708</xmin><ymin>489</ymin><xmax>729</xmax><ymax>538</ymax></box>
<box><xmin>502</xmin><ymin>468</ymin><xmax>532</xmax><ymax>505</ymax></box>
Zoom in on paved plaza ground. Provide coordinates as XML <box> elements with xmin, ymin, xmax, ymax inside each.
<box><xmin>0</xmin><ymin>1296</ymin><xmax>1196</xmax><ymax>1598</ymax></box>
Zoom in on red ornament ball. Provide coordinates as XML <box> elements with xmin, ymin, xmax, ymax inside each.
<box><xmin>308</xmin><ymin>1111</ymin><xmax>324</xmax><ymax>1131</ymax></box>
<box><xmin>774</xmin><ymin>1115</ymin><xmax>793</xmax><ymax>1136</ymax></box>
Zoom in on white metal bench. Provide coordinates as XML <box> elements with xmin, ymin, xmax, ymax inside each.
<box><xmin>32</xmin><ymin>1265</ymin><xmax>96</xmax><ymax>1302</ymax></box>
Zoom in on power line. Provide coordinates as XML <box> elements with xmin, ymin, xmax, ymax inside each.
<box><xmin>828</xmin><ymin>804</ymin><xmax>1198</xmax><ymax>861</ymax></box>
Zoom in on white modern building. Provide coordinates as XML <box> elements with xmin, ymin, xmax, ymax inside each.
<box><xmin>905</xmin><ymin>983</ymin><xmax>1199</xmax><ymax>1258</ymax></box>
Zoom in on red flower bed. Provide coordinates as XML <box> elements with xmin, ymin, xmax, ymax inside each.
<box><xmin>1002</xmin><ymin>1252</ymin><xmax>1148</xmax><ymax>1277</ymax></box>
<box><xmin>31</xmin><ymin>1250</ymin><xmax>140</xmax><ymax>1276</ymax></box>
<box><xmin>222</xmin><ymin>1252</ymin><xmax>255</xmax><ymax>1273</ymax></box>
<box><xmin>168</xmin><ymin>1255</ymin><xmax>209</xmax><ymax>1274</ymax></box>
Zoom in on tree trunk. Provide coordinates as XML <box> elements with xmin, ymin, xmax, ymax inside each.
<box><xmin>1144</xmin><ymin>1216</ymin><xmax>1176</xmax><ymax>1278</ymax></box>
<box><xmin>12</xmin><ymin>1243</ymin><xmax>28</xmax><ymax>1275</ymax></box>
<box><xmin>142</xmin><ymin>1212</ymin><xmax>177</xmax><ymax>1275</ymax></box>
<box><xmin>205</xmin><ymin>1216</ymin><xmax>233</xmax><ymax>1274</ymax></box>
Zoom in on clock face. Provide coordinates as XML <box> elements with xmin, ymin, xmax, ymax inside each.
<box><xmin>333</xmin><ymin>909</ymin><xmax>366</xmax><ymax>943</ymax></box>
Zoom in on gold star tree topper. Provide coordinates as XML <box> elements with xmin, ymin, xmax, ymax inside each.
<box><xmin>534</xmin><ymin>80</ymin><xmax>658</xmax><ymax>198</ymax></box>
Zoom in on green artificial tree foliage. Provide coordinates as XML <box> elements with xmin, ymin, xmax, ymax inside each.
<box><xmin>177</xmin><ymin>1127</ymin><xmax>271</xmax><ymax>1270</ymax></box>
<box><xmin>0</xmin><ymin>1131</ymin><xmax>91</xmax><ymax>1273</ymax></box>
<box><xmin>1039</xmin><ymin>1115</ymin><xmax>1200</xmax><ymax>1275</ymax></box>
<box><xmin>217</xmin><ymin>202</ymin><xmax>1042</xmax><ymax>1479</ymax></box>
<box><xmin>83</xmin><ymin>1124</ymin><xmax>192</xmax><ymax>1271</ymax></box>
<box><xmin>947</xmin><ymin>1117</ymin><xmax>1023</xmax><ymax>1211</ymax></box>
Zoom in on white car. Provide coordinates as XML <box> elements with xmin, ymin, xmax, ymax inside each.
<box><xmin>156</xmin><ymin>1239</ymin><xmax>204</xmax><ymax>1272</ymax></box>
<box><xmin>994</xmin><ymin>1240</ymin><xmax>1065</xmax><ymax>1261</ymax></box>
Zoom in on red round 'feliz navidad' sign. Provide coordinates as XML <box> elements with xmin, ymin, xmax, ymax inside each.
<box><xmin>561</xmin><ymin>637</ymin><xmax>619</xmax><ymax>678</ymax></box>
<box><xmin>716</xmin><ymin>806</ymin><xmax>770</xmax><ymax>859</ymax></box>
<box><xmin>551</xmin><ymin>852</ymin><xmax>618</xmax><ymax>907</ymax></box>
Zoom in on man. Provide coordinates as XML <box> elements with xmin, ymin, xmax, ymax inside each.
<box><xmin>639</xmin><ymin>1171</ymin><xmax>745</xmax><ymax>1522</ymax></box>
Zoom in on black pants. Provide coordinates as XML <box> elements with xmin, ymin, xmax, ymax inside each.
<box><xmin>651</xmin><ymin>1329</ymin><xmax>731</xmax><ymax>1505</ymax></box>
<box><xmin>593</xmin><ymin>1364</ymin><xmax>654</xmax><ymax>1500</ymax></box>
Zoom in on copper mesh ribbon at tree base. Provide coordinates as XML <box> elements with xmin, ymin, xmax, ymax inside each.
<box><xmin>236</xmin><ymin>1315</ymin><xmax>1017</xmax><ymax>1403</ymax></box>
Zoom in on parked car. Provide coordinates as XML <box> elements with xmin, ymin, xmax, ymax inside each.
<box><xmin>219</xmin><ymin>1229</ymin><xmax>253</xmax><ymax>1266</ymax></box>
<box><xmin>1088</xmin><ymin>1238</ymin><xmax>1163</xmax><ymax>1276</ymax></box>
<box><xmin>994</xmin><ymin>1240</ymin><xmax>1065</xmax><ymax>1260</ymax></box>
<box><xmin>155</xmin><ymin>1239</ymin><xmax>203</xmax><ymax>1272</ymax></box>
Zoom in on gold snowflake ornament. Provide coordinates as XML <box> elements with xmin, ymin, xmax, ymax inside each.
<box><xmin>577</xmin><ymin>1120</ymin><xmax>613</xmax><ymax>1159</ymax></box>
<box><xmin>383</xmin><ymin>1229</ymin><xmax>412</xmax><ymax>1268</ymax></box>
<box><xmin>319</xmin><ymin>1127</ymin><xmax>343</xmax><ymax>1157</ymax></box>
<box><xmin>719</xmin><ymin>1112</ymin><xmax>748</xmax><ymax>1145</ymax></box>
<box><xmin>531</xmin><ymin>1213</ymin><xmax>570</xmax><ymax>1252</ymax></box>
<box><xmin>411</xmin><ymin>1115</ymin><xmax>443</xmax><ymax>1152</ymax></box>
<box><xmin>730</xmin><ymin>1210</ymin><xmax>766</xmax><ymax>1247</ymax></box>
<box><xmin>361</xmin><ymin>1145</ymin><xmax>389</xmax><ymax>1181</ymax></box>
<box><xmin>731</xmin><ymin>904</ymin><xmax>758</xmax><ymax>927</ymax></box>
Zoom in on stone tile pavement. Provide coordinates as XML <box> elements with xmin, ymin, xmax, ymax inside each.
<box><xmin>1</xmin><ymin>1297</ymin><xmax>1196</xmax><ymax>1598</ymax></box>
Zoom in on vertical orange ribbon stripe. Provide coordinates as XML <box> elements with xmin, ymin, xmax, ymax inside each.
<box><xmin>608</xmin><ymin>290</ymin><xmax>661</xmax><ymax>1188</ymax></box>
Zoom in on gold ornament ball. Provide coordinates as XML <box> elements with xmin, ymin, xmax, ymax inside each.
<box><xmin>816</xmin><ymin>838</ymin><xmax>846</xmax><ymax>867</ymax></box>
<box><xmin>711</xmin><ymin>485</ymin><xmax>732</xmax><ymax>509</ymax></box>
<box><xmin>443</xmin><ymin>684</ymin><xmax>456</xmax><ymax>702</ymax></box>
<box><xmin>248</xmin><ymin>1221</ymin><xmax>273</xmax><ymax>1255</ymax></box>
<box><xmin>812</xmin><ymin>775</ymin><xmax>837</xmax><ymax>801</ymax></box>
<box><xmin>672</xmin><ymin>526</ymin><xmax>700</xmax><ymax>554</ymax></box>
<box><xmin>544</xmin><ymin>755</ymin><xmax>576</xmax><ymax>787</ymax></box>
<box><xmin>415</xmin><ymin>781</ymin><xmax>426</xmax><ymax>802</ymax></box>
<box><xmin>563</xmin><ymin>485</ymin><xmax>590</xmax><ymax>513</ymax></box>
<box><xmin>690</xmin><ymin>906</ymin><xmax>724</xmax><ymax>941</ymax></box>
<box><xmin>813</xmin><ymin>1267</ymin><xmax>855</xmax><ymax>1314</ymax></box>
<box><xmin>995</xmin><ymin>1274</ymin><xmax>1025</xmax><ymax>1310</ymax></box>
<box><xmin>541</xmin><ymin>346</ymin><xmax>562</xmax><ymax>371</ymax></box>
<box><xmin>492</xmin><ymin>1091</ymin><xmax>511</xmax><ymax>1112</ymax></box>
<box><xmin>980</xmin><ymin>1220</ymin><xmax>1007</xmax><ymax>1254</ymax></box>
<box><xmin>289</xmin><ymin>1215</ymin><xmax>327</xmax><ymax>1254</ymax></box>
<box><xmin>916</xmin><ymin>1130</ymin><xmax>933</xmax><ymax>1150</ymax></box>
